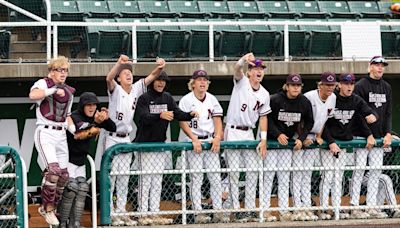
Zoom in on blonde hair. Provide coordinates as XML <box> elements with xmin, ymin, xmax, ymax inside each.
<box><xmin>48</xmin><ymin>56</ymin><xmax>70</xmax><ymax>72</ymax></box>
<box><xmin>187</xmin><ymin>78</ymin><xmax>211</xmax><ymax>91</ymax></box>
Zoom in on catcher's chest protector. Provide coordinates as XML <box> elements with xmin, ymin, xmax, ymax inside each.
<box><xmin>40</xmin><ymin>78</ymin><xmax>76</xmax><ymax>122</ymax></box>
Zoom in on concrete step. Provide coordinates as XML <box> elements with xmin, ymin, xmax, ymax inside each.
<box><xmin>10</xmin><ymin>41</ymin><xmax>46</xmax><ymax>52</ymax></box>
<box><xmin>9</xmin><ymin>51</ymin><xmax>46</xmax><ymax>59</ymax></box>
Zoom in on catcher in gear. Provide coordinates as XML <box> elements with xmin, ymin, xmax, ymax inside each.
<box><xmin>58</xmin><ymin>92</ymin><xmax>116</xmax><ymax>228</ymax></box>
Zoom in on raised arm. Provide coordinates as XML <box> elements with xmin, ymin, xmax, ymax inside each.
<box><xmin>144</xmin><ymin>58</ymin><xmax>166</xmax><ymax>86</ymax></box>
<box><xmin>106</xmin><ymin>55</ymin><xmax>132</xmax><ymax>93</ymax></box>
<box><xmin>234</xmin><ymin>53</ymin><xmax>255</xmax><ymax>81</ymax></box>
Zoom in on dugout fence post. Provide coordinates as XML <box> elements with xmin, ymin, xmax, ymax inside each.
<box><xmin>0</xmin><ymin>146</ymin><xmax>28</xmax><ymax>228</ymax></box>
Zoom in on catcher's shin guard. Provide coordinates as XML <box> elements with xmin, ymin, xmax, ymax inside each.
<box><xmin>41</xmin><ymin>163</ymin><xmax>61</xmax><ymax>209</ymax></box>
<box><xmin>57</xmin><ymin>178</ymin><xmax>79</xmax><ymax>227</ymax></box>
<box><xmin>55</xmin><ymin>168</ymin><xmax>69</xmax><ymax>205</ymax></box>
<box><xmin>69</xmin><ymin>176</ymin><xmax>89</xmax><ymax>228</ymax></box>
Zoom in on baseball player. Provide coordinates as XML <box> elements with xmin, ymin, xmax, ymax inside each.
<box><xmin>350</xmin><ymin>56</ymin><xmax>392</xmax><ymax>219</ymax></box>
<box><xmin>320</xmin><ymin>73</ymin><xmax>376</xmax><ymax>220</ymax></box>
<box><xmin>179</xmin><ymin>70</ymin><xmax>228</xmax><ymax>223</ymax></box>
<box><xmin>292</xmin><ymin>72</ymin><xmax>337</xmax><ymax>221</ymax></box>
<box><xmin>29</xmin><ymin>56</ymin><xmax>75</xmax><ymax>226</ymax></box>
<box><xmin>264</xmin><ymin>74</ymin><xmax>314</xmax><ymax>222</ymax></box>
<box><xmin>134</xmin><ymin>71</ymin><xmax>197</xmax><ymax>226</ymax></box>
<box><xmin>57</xmin><ymin>92</ymin><xmax>116</xmax><ymax>228</ymax></box>
<box><xmin>225</xmin><ymin>53</ymin><xmax>271</xmax><ymax>222</ymax></box>
<box><xmin>105</xmin><ymin>54</ymin><xmax>165</xmax><ymax>226</ymax></box>
<box><xmin>362</xmin><ymin>172</ymin><xmax>400</xmax><ymax>218</ymax></box>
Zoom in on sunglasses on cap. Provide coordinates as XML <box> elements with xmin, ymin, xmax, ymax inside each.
<box><xmin>370</xmin><ymin>57</ymin><xmax>388</xmax><ymax>66</ymax></box>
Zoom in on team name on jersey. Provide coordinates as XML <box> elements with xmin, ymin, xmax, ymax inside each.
<box><xmin>368</xmin><ymin>92</ymin><xmax>386</xmax><ymax>108</ymax></box>
<box><xmin>149</xmin><ymin>104</ymin><xmax>168</xmax><ymax>114</ymax></box>
<box><xmin>333</xmin><ymin>109</ymin><xmax>355</xmax><ymax>125</ymax></box>
<box><xmin>132</xmin><ymin>97</ymin><xmax>137</xmax><ymax>110</ymax></box>
<box><xmin>240</xmin><ymin>100</ymin><xmax>264</xmax><ymax>112</ymax></box>
<box><xmin>278</xmin><ymin>110</ymin><xmax>301</xmax><ymax>127</ymax></box>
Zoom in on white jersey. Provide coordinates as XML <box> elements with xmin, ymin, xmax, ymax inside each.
<box><xmin>304</xmin><ymin>89</ymin><xmax>336</xmax><ymax>134</ymax></box>
<box><xmin>30</xmin><ymin>79</ymin><xmax>73</xmax><ymax>127</ymax></box>
<box><xmin>226</xmin><ymin>76</ymin><xmax>271</xmax><ymax>128</ymax></box>
<box><xmin>179</xmin><ymin>91</ymin><xmax>223</xmax><ymax>139</ymax></box>
<box><xmin>108</xmin><ymin>79</ymin><xmax>146</xmax><ymax>134</ymax></box>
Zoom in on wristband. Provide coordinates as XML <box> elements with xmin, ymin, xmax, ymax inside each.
<box><xmin>260</xmin><ymin>131</ymin><xmax>267</xmax><ymax>140</ymax></box>
<box><xmin>67</xmin><ymin>124</ymin><xmax>76</xmax><ymax>134</ymax></box>
<box><xmin>44</xmin><ymin>88</ymin><xmax>57</xmax><ymax>96</ymax></box>
<box><xmin>237</xmin><ymin>58</ymin><xmax>245</xmax><ymax>67</ymax></box>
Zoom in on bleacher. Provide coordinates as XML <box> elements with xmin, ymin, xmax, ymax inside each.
<box><xmin>0</xmin><ymin>0</ymin><xmax>399</xmax><ymax>60</ymax></box>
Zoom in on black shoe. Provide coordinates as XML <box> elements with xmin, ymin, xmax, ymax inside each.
<box><xmin>234</xmin><ymin>212</ymin><xmax>258</xmax><ymax>223</ymax></box>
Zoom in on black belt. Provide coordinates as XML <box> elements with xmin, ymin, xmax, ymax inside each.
<box><xmin>197</xmin><ymin>135</ymin><xmax>209</xmax><ymax>140</ymax></box>
<box><xmin>109</xmin><ymin>132</ymin><xmax>129</xmax><ymax>138</ymax></box>
<box><xmin>44</xmin><ymin>125</ymin><xmax>63</xmax><ymax>131</ymax></box>
<box><xmin>230</xmin><ymin>125</ymin><xmax>250</xmax><ymax>131</ymax></box>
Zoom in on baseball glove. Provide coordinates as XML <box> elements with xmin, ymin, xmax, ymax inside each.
<box><xmin>74</xmin><ymin>127</ymin><xmax>101</xmax><ymax>140</ymax></box>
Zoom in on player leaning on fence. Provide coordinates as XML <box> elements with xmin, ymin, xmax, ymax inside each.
<box><xmin>350</xmin><ymin>56</ymin><xmax>392</xmax><ymax>219</ymax></box>
<box><xmin>104</xmin><ymin>54</ymin><xmax>166</xmax><ymax>226</ymax></box>
<box><xmin>134</xmin><ymin>71</ymin><xmax>198</xmax><ymax>226</ymax></box>
<box><xmin>320</xmin><ymin>73</ymin><xmax>376</xmax><ymax>220</ymax></box>
<box><xmin>264</xmin><ymin>74</ymin><xmax>314</xmax><ymax>222</ymax></box>
<box><xmin>29</xmin><ymin>56</ymin><xmax>75</xmax><ymax>226</ymax></box>
<box><xmin>291</xmin><ymin>72</ymin><xmax>337</xmax><ymax>221</ymax></box>
<box><xmin>178</xmin><ymin>70</ymin><xmax>229</xmax><ymax>224</ymax></box>
<box><xmin>224</xmin><ymin>53</ymin><xmax>271</xmax><ymax>222</ymax></box>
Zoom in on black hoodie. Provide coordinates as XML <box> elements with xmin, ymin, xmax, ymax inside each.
<box><xmin>322</xmin><ymin>91</ymin><xmax>374</xmax><ymax>145</ymax></box>
<box><xmin>268</xmin><ymin>90</ymin><xmax>314</xmax><ymax>142</ymax></box>
<box><xmin>354</xmin><ymin>75</ymin><xmax>392</xmax><ymax>138</ymax></box>
<box><xmin>134</xmin><ymin>82</ymin><xmax>193</xmax><ymax>143</ymax></box>
<box><xmin>67</xmin><ymin>92</ymin><xmax>116</xmax><ymax>166</ymax></box>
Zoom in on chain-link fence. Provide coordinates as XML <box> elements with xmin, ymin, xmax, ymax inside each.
<box><xmin>100</xmin><ymin>139</ymin><xmax>400</xmax><ymax>225</ymax></box>
<box><xmin>0</xmin><ymin>146</ymin><xmax>27</xmax><ymax>228</ymax></box>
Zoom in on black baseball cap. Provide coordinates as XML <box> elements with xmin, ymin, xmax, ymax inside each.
<box><xmin>157</xmin><ymin>71</ymin><xmax>170</xmax><ymax>81</ymax></box>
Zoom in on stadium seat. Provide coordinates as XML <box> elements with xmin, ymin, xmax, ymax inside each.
<box><xmin>238</xmin><ymin>18</ymin><xmax>269</xmax><ymax>31</ymax></box>
<box><xmin>197</xmin><ymin>1</ymin><xmax>236</xmax><ymax>19</ymax></box>
<box><xmin>227</xmin><ymin>1</ymin><xmax>266</xmax><ymax>19</ymax></box>
<box><xmin>187</xmin><ymin>29</ymin><xmax>210</xmax><ymax>58</ymax></box>
<box><xmin>309</xmin><ymin>30</ymin><xmax>341</xmax><ymax>57</ymax></box>
<box><xmin>147</xmin><ymin>18</ymin><xmax>180</xmax><ymax>31</ymax></box>
<box><xmin>76</xmin><ymin>1</ymin><xmax>114</xmax><ymax>18</ymax></box>
<box><xmin>137</xmin><ymin>1</ymin><xmax>176</xmax><ymax>18</ymax></box>
<box><xmin>327</xmin><ymin>18</ymin><xmax>357</xmax><ymax>32</ymax></box>
<box><xmin>0</xmin><ymin>30</ymin><xmax>11</xmax><ymax>59</ymax></box>
<box><xmin>178</xmin><ymin>18</ymin><xmax>208</xmax><ymax>31</ymax></box>
<box><xmin>378</xmin><ymin>2</ymin><xmax>393</xmax><ymax>15</ymax></box>
<box><xmin>318</xmin><ymin>1</ymin><xmax>360</xmax><ymax>19</ymax></box>
<box><xmin>256</xmin><ymin>1</ymin><xmax>298</xmax><ymax>19</ymax></box>
<box><xmin>287</xmin><ymin>1</ymin><xmax>329</xmax><ymax>19</ymax></box>
<box><xmin>168</xmin><ymin>1</ymin><xmax>207</xmax><ymax>18</ymax></box>
<box><xmin>51</xmin><ymin>1</ymin><xmax>85</xmax><ymax>44</ymax></box>
<box><xmin>107</xmin><ymin>1</ymin><xmax>148</xmax><ymax>18</ymax></box>
<box><xmin>84</xmin><ymin>18</ymin><xmax>126</xmax><ymax>58</ymax></box>
<box><xmin>347</xmin><ymin>1</ymin><xmax>386</xmax><ymax>19</ymax></box>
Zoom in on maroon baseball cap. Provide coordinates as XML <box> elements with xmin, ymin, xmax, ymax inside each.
<box><xmin>370</xmin><ymin>55</ymin><xmax>388</xmax><ymax>66</ymax></box>
<box><xmin>339</xmin><ymin>73</ymin><xmax>356</xmax><ymax>84</ymax></box>
<box><xmin>192</xmin><ymin>70</ymin><xmax>209</xmax><ymax>80</ymax></box>
<box><xmin>320</xmin><ymin>71</ymin><xmax>337</xmax><ymax>84</ymax></box>
<box><xmin>248</xmin><ymin>59</ymin><xmax>266</xmax><ymax>69</ymax></box>
<box><xmin>286</xmin><ymin>73</ymin><xmax>302</xmax><ymax>85</ymax></box>
<box><xmin>116</xmin><ymin>63</ymin><xmax>133</xmax><ymax>77</ymax></box>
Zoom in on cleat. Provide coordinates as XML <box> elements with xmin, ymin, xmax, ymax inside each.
<box><xmin>366</xmin><ymin>209</ymin><xmax>388</xmax><ymax>219</ymax></box>
<box><xmin>38</xmin><ymin>207</ymin><xmax>59</xmax><ymax>226</ymax></box>
<box><xmin>194</xmin><ymin>214</ymin><xmax>211</xmax><ymax>224</ymax></box>
<box><xmin>213</xmin><ymin>212</ymin><xmax>230</xmax><ymax>223</ymax></box>
<box><xmin>392</xmin><ymin>209</ymin><xmax>400</xmax><ymax>218</ymax></box>
<box><xmin>350</xmin><ymin>209</ymin><xmax>370</xmax><ymax>219</ymax></box>
<box><xmin>279</xmin><ymin>212</ymin><xmax>294</xmax><ymax>222</ymax></box>
<box><xmin>263</xmin><ymin>212</ymin><xmax>277</xmax><ymax>222</ymax></box>
<box><xmin>138</xmin><ymin>216</ymin><xmax>153</xmax><ymax>226</ymax></box>
<box><xmin>318</xmin><ymin>211</ymin><xmax>332</xmax><ymax>220</ymax></box>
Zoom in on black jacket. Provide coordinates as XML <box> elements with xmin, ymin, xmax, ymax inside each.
<box><xmin>134</xmin><ymin>88</ymin><xmax>193</xmax><ymax>143</ymax></box>
<box><xmin>322</xmin><ymin>91</ymin><xmax>374</xmax><ymax>145</ymax></box>
<box><xmin>354</xmin><ymin>76</ymin><xmax>392</xmax><ymax>138</ymax></box>
<box><xmin>268</xmin><ymin>90</ymin><xmax>314</xmax><ymax>142</ymax></box>
<box><xmin>67</xmin><ymin>92</ymin><xmax>116</xmax><ymax>166</ymax></box>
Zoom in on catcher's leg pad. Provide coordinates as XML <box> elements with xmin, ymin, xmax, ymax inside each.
<box><xmin>57</xmin><ymin>178</ymin><xmax>79</xmax><ymax>225</ymax></box>
<box><xmin>41</xmin><ymin>163</ymin><xmax>61</xmax><ymax>209</ymax></box>
<box><xmin>55</xmin><ymin>168</ymin><xmax>69</xmax><ymax>205</ymax></box>
<box><xmin>69</xmin><ymin>176</ymin><xmax>89</xmax><ymax>227</ymax></box>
